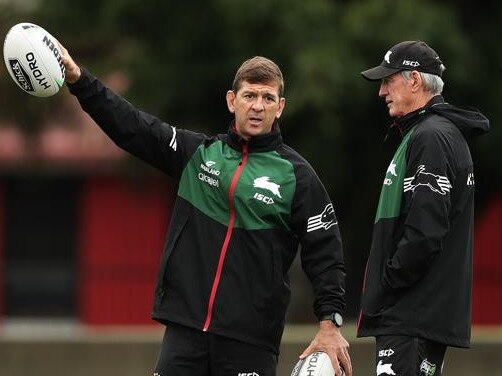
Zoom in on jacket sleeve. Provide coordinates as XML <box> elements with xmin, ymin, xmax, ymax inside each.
<box><xmin>68</xmin><ymin>68</ymin><xmax>206</xmax><ymax>180</ymax></box>
<box><xmin>382</xmin><ymin>125</ymin><xmax>453</xmax><ymax>290</ymax></box>
<box><xmin>291</xmin><ymin>163</ymin><xmax>346</xmax><ymax>318</ymax></box>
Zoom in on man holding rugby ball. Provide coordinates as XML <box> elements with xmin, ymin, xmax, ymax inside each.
<box><xmin>61</xmin><ymin>45</ymin><xmax>352</xmax><ymax>376</ymax></box>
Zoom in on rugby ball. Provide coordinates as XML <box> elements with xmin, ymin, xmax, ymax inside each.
<box><xmin>3</xmin><ymin>22</ymin><xmax>65</xmax><ymax>97</ymax></box>
<box><xmin>291</xmin><ymin>351</ymin><xmax>344</xmax><ymax>376</ymax></box>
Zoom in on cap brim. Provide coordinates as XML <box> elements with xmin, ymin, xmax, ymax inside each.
<box><xmin>361</xmin><ymin>65</ymin><xmax>401</xmax><ymax>81</ymax></box>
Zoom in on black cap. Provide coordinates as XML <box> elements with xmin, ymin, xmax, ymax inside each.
<box><xmin>361</xmin><ymin>41</ymin><xmax>444</xmax><ymax>81</ymax></box>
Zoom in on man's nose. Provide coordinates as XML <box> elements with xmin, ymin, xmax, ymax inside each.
<box><xmin>378</xmin><ymin>82</ymin><xmax>387</xmax><ymax>98</ymax></box>
<box><xmin>252</xmin><ymin>97</ymin><xmax>265</xmax><ymax>110</ymax></box>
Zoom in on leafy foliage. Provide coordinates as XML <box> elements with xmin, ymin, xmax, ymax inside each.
<box><xmin>1</xmin><ymin>0</ymin><xmax>500</xmax><ymax>317</ymax></box>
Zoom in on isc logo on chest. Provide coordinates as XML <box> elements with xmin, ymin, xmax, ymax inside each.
<box><xmin>253</xmin><ymin>192</ymin><xmax>274</xmax><ymax>205</ymax></box>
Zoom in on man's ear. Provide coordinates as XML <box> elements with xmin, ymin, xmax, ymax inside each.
<box><xmin>410</xmin><ymin>71</ymin><xmax>423</xmax><ymax>93</ymax></box>
<box><xmin>276</xmin><ymin>97</ymin><xmax>286</xmax><ymax>118</ymax></box>
<box><xmin>226</xmin><ymin>90</ymin><xmax>236</xmax><ymax>113</ymax></box>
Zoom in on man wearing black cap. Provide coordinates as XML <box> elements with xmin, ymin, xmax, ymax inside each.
<box><xmin>357</xmin><ymin>41</ymin><xmax>490</xmax><ymax>375</ymax></box>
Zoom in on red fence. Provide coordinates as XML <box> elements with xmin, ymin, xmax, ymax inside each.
<box><xmin>473</xmin><ymin>196</ymin><xmax>502</xmax><ymax>324</ymax></box>
<box><xmin>78</xmin><ymin>177</ymin><xmax>173</xmax><ymax>325</ymax></box>
<box><xmin>0</xmin><ymin>183</ymin><xmax>3</xmax><ymax>319</ymax></box>
<box><xmin>0</xmin><ymin>178</ymin><xmax>501</xmax><ymax>325</ymax></box>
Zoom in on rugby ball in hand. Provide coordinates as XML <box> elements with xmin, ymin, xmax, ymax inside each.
<box><xmin>3</xmin><ymin>22</ymin><xmax>65</xmax><ymax>97</ymax></box>
<box><xmin>291</xmin><ymin>351</ymin><xmax>344</xmax><ymax>376</ymax></box>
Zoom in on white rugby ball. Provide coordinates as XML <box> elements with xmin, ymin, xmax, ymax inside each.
<box><xmin>3</xmin><ymin>22</ymin><xmax>65</xmax><ymax>97</ymax></box>
<box><xmin>291</xmin><ymin>351</ymin><xmax>344</xmax><ymax>376</ymax></box>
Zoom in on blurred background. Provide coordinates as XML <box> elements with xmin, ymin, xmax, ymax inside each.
<box><xmin>0</xmin><ymin>0</ymin><xmax>501</xmax><ymax>375</ymax></box>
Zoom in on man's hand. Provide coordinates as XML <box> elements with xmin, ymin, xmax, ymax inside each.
<box><xmin>299</xmin><ymin>321</ymin><xmax>352</xmax><ymax>376</ymax></box>
<box><xmin>59</xmin><ymin>44</ymin><xmax>81</xmax><ymax>84</ymax></box>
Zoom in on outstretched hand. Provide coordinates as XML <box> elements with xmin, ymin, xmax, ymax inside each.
<box><xmin>299</xmin><ymin>321</ymin><xmax>352</xmax><ymax>376</ymax></box>
<box><xmin>59</xmin><ymin>43</ymin><xmax>81</xmax><ymax>84</ymax></box>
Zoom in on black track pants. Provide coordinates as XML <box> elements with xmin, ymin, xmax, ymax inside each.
<box><xmin>375</xmin><ymin>335</ymin><xmax>447</xmax><ymax>376</ymax></box>
<box><xmin>154</xmin><ymin>323</ymin><xmax>278</xmax><ymax>376</ymax></box>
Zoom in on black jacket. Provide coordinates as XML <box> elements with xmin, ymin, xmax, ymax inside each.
<box><xmin>69</xmin><ymin>68</ymin><xmax>346</xmax><ymax>354</ymax></box>
<box><xmin>357</xmin><ymin>95</ymin><xmax>490</xmax><ymax>347</ymax></box>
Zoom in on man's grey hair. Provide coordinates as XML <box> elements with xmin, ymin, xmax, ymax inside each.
<box><xmin>401</xmin><ymin>68</ymin><xmax>445</xmax><ymax>95</ymax></box>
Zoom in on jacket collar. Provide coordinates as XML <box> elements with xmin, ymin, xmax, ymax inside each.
<box><xmin>224</xmin><ymin>120</ymin><xmax>283</xmax><ymax>152</ymax></box>
<box><xmin>387</xmin><ymin>95</ymin><xmax>445</xmax><ymax>139</ymax></box>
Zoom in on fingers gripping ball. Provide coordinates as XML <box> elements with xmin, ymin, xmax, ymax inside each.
<box><xmin>3</xmin><ymin>22</ymin><xmax>65</xmax><ymax>97</ymax></box>
<box><xmin>291</xmin><ymin>351</ymin><xmax>345</xmax><ymax>376</ymax></box>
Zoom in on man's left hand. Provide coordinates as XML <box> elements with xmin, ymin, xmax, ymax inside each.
<box><xmin>299</xmin><ymin>321</ymin><xmax>352</xmax><ymax>376</ymax></box>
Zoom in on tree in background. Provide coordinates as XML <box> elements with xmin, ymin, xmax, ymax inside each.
<box><xmin>1</xmin><ymin>0</ymin><xmax>499</xmax><ymax>318</ymax></box>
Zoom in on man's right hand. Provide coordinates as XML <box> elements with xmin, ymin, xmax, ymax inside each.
<box><xmin>59</xmin><ymin>44</ymin><xmax>81</xmax><ymax>84</ymax></box>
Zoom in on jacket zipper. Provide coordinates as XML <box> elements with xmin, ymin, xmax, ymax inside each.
<box><xmin>203</xmin><ymin>142</ymin><xmax>249</xmax><ymax>331</ymax></box>
<box><xmin>356</xmin><ymin>261</ymin><xmax>369</xmax><ymax>330</ymax></box>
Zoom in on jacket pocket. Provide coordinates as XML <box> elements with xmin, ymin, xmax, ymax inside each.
<box><xmin>362</xmin><ymin>278</ymin><xmax>399</xmax><ymax>319</ymax></box>
<box><xmin>264</xmin><ymin>244</ymin><xmax>289</xmax><ymax>326</ymax></box>
<box><xmin>154</xmin><ymin>208</ymin><xmax>190</xmax><ymax>304</ymax></box>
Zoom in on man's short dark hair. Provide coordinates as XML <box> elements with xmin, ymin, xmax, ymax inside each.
<box><xmin>232</xmin><ymin>56</ymin><xmax>284</xmax><ymax>96</ymax></box>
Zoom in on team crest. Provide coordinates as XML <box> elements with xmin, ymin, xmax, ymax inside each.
<box><xmin>377</xmin><ymin>360</ymin><xmax>396</xmax><ymax>375</ymax></box>
<box><xmin>420</xmin><ymin>359</ymin><xmax>437</xmax><ymax>376</ymax></box>
<box><xmin>403</xmin><ymin>165</ymin><xmax>452</xmax><ymax>195</ymax></box>
<box><xmin>253</xmin><ymin>176</ymin><xmax>281</xmax><ymax>198</ymax></box>
<box><xmin>307</xmin><ymin>204</ymin><xmax>337</xmax><ymax>232</ymax></box>
<box><xmin>384</xmin><ymin>160</ymin><xmax>398</xmax><ymax>186</ymax></box>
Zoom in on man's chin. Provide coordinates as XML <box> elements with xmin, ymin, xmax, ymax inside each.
<box><xmin>236</xmin><ymin>124</ymin><xmax>272</xmax><ymax>139</ymax></box>
<box><xmin>246</xmin><ymin>127</ymin><xmax>268</xmax><ymax>138</ymax></box>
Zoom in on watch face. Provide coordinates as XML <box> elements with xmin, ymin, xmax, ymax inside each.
<box><xmin>334</xmin><ymin>312</ymin><xmax>343</xmax><ymax>327</ymax></box>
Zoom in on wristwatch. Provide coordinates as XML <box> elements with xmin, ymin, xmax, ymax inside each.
<box><xmin>320</xmin><ymin>312</ymin><xmax>343</xmax><ymax>327</ymax></box>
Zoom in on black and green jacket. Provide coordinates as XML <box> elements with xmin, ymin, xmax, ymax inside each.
<box><xmin>357</xmin><ymin>96</ymin><xmax>489</xmax><ymax>348</ymax></box>
<box><xmin>69</xmin><ymin>68</ymin><xmax>346</xmax><ymax>354</ymax></box>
